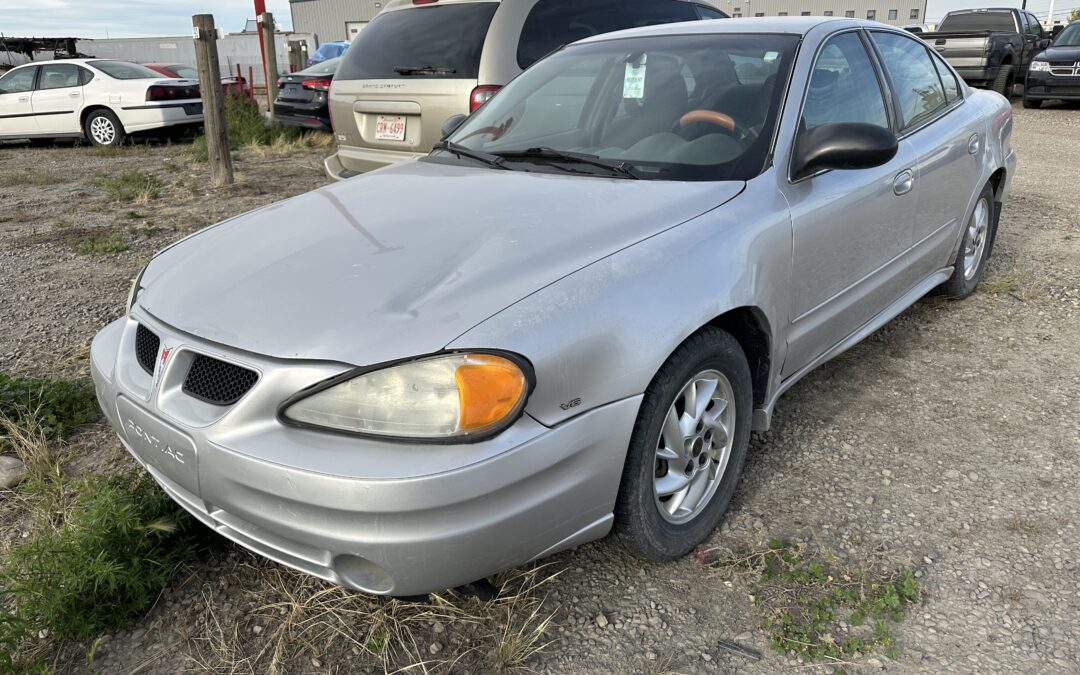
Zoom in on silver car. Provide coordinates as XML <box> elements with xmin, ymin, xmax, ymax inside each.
<box><xmin>91</xmin><ymin>18</ymin><xmax>1015</xmax><ymax>596</ymax></box>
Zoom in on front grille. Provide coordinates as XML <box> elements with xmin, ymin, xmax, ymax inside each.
<box><xmin>1045</xmin><ymin>86</ymin><xmax>1080</xmax><ymax>95</ymax></box>
<box><xmin>135</xmin><ymin>324</ymin><xmax>160</xmax><ymax>375</ymax></box>
<box><xmin>182</xmin><ymin>354</ymin><xmax>258</xmax><ymax>405</ymax></box>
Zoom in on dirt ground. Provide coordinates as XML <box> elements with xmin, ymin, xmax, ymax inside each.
<box><xmin>1</xmin><ymin>99</ymin><xmax>1078</xmax><ymax>674</ymax></box>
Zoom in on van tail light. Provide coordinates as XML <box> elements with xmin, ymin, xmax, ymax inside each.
<box><xmin>302</xmin><ymin>79</ymin><xmax>333</xmax><ymax>92</ymax></box>
<box><xmin>146</xmin><ymin>84</ymin><xmax>199</xmax><ymax>101</ymax></box>
<box><xmin>469</xmin><ymin>85</ymin><xmax>501</xmax><ymax>112</ymax></box>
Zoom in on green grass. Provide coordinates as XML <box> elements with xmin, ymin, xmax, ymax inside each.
<box><xmin>3</xmin><ymin>170</ymin><xmax>68</xmax><ymax>187</ymax></box>
<box><xmin>95</xmin><ymin>169</ymin><xmax>162</xmax><ymax>203</ymax></box>
<box><xmin>188</xmin><ymin>96</ymin><xmax>307</xmax><ymax>162</ymax></box>
<box><xmin>705</xmin><ymin>539</ymin><xmax>920</xmax><ymax>663</ymax></box>
<box><xmin>0</xmin><ymin>373</ymin><xmax>98</xmax><ymax>447</ymax></box>
<box><xmin>73</xmin><ymin>231</ymin><xmax>129</xmax><ymax>255</ymax></box>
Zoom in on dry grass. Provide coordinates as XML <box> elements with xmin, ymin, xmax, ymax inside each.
<box><xmin>979</xmin><ymin>264</ymin><xmax>1046</xmax><ymax>300</ymax></box>
<box><xmin>241</xmin><ymin>131</ymin><xmax>335</xmax><ymax>158</ymax></box>
<box><xmin>182</xmin><ymin>561</ymin><xmax>559</xmax><ymax>674</ymax></box>
<box><xmin>3</xmin><ymin>170</ymin><xmax>69</xmax><ymax>187</ymax></box>
<box><xmin>0</xmin><ymin>409</ymin><xmax>74</xmax><ymax>518</ymax></box>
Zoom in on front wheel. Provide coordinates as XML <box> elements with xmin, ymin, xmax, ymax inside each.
<box><xmin>934</xmin><ymin>182</ymin><xmax>996</xmax><ymax>299</ymax></box>
<box><xmin>614</xmin><ymin>327</ymin><xmax>752</xmax><ymax>561</ymax></box>
<box><xmin>85</xmin><ymin>109</ymin><xmax>125</xmax><ymax>147</ymax></box>
<box><xmin>1022</xmin><ymin>93</ymin><xmax>1042</xmax><ymax>109</ymax></box>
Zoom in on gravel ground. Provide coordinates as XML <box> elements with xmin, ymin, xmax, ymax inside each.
<box><xmin>1</xmin><ymin>99</ymin><xmax>1077</xmax><ymax>674</ymax></box>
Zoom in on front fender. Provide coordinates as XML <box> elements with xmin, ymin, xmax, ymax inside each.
<box><xmin>447</xmin><ymin>172</ymin><xmax>792</xmax><ymax>428</ymax></box>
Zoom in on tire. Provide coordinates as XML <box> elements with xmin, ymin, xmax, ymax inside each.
<box><xmin>614</xmin><ymin>326</ymin><xmax>752</xmax><ymax>561</ymax></box>
<box><xmin>991</xmin><ymin>64</ymin><xmax>1015</xmax><ymax>99</ymax></box>
<box><xmin>1022</xmin><ymin>94</ymin><xmax>1042</xmax><ymax>109</ymax></box>
<box><xmin>934</xmin><ymin>182</ymin><xmax>996</xmax><ymax>299</ymax></box>
<box><xmin>85</xmin><ymin>109</ymin><xmax>125</xmax><ymax>147</ymax></box>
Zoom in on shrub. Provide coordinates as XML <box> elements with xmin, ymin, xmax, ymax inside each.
<box><xmin>0</xmin><ymin>472</ymin><xmax>206</xmax><ymax>640</ymax></box>
<box><xmin>96</xmin><ymin>169</ymin><xmax>162</xmax><ymax>202</ymax></box>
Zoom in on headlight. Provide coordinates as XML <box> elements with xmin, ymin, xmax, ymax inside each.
<box><xmin>127</xmin><ymin>263</ymin><xmax>149</xmax><ymax>312</ymax></box>
<box><xmin>281</xmin><ymin>352</ymin><xmax>532</xmax><ymax>441</ymax></box>
<box><xmin>1030</xmin><ymin>60</ymin><xmax>1051</xmax><ymax>72</ymax></box>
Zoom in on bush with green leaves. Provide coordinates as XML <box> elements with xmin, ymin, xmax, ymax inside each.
<box><xmin>0</xmin><ymin>373</ymin><xmax>98</xmax><ymax>446</ymax></box>
<box><xmin>0</xmin><ymin>472</ymin><xmax>207</xmax><ymax>646</ymax></box>
<box><xmin>188</xmin><ymin>95</ymin><xmax>303</xmax><ymax>161</ymax></box>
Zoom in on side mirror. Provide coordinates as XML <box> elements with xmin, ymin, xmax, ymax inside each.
<box><xmin>792</xmin><ymin>122</ymin><xmax>899</xmax><ymax>181</ymax></box>
<box><xmin>441</xmin><ymin>113</ymin><xmax>468</xmax><ymax>139</ymax></box>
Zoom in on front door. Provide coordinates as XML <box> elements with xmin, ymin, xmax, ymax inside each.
<box><xmin>31</xmin><ymin>63</ymin><xmax>85</xmax><ymax>135</ymax></box>
<box><xmin>0</xmin><ymin>66</ymin><xmax>40</xmax><ymax>138</ymax></box>
<box><xmin>780</xmin><ymin>30</ymin><xmax>917</xmax><ymax>377</ymax></box>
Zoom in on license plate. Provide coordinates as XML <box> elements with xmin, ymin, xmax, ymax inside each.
<box><xmin>375</xmin><ymin>115</ymin><xmax>406</xmax><ymax>141</ymax></box>
<box><xmin>116</xmin><ymin>396</ymin><xmax>199</xmax><ymax>495</ymax></box>
<box><xmin>183</xmin><ymin>102</ymin><xmax>203</xmax><ymax>116</ymax></box>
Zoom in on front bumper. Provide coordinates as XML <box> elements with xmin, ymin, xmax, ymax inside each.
<box><xmin>90</xmin><ymin>313</ymin><xmax>639</xmax><ymax>596</ymax></box>
<box><xmin>324</xmin><ymin>143</ymin><xmax>425</xmax><ymax>181</ymax></box>
<box><xmin>1024</xmin><ymin>72</ymin><xmax>1080</xmax><ymax>100</ymax></box>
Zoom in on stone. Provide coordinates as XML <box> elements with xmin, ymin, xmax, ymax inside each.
<box><xmin>0</xmin><ymin>456</ymin><xmax>26</xmax><ymax>489</ymax></box>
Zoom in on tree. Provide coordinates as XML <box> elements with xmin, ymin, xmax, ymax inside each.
<box><xmin>1070</xmin><ymin>8</ymin><xmax>1080</xmax><ymax>23</ymax></box>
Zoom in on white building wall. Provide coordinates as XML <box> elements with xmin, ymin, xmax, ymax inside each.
<box><xmin>710</xmin><ymin>0</ymin><xmax>928</xmax><ymax>25</ymax></box>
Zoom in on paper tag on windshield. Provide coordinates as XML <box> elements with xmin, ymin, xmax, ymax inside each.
<box><xmin>623</xmin><ymin>55</ymin><xmax>647</xmax><ymax>99</ymax></box>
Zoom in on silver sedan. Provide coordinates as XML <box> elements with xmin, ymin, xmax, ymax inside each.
<box><xmin>91</xmin><ymin>17</ymin><xmax>1015</xmax><ymax>596</ymax></box>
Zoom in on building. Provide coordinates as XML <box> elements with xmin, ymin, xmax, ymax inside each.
<box><xmin>289</xmin><ymin>0</ymin><xmax>385</xmax><ymax>45</ymax></box>
<box><xmin>711</xmin><ymin>0</ymin><xmax>927</xmax><ymax>26</ymax></box>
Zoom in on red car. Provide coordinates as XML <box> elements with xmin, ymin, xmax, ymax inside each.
<box><xmin>142</xmin><ymin>63</ymin><xmax>250</xmax><ymax>98</ymax></box>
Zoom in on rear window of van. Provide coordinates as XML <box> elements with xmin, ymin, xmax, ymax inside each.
<box><xmin>336</xmin><ymin>3</ymin><xmax>499</xmax><ymax>80</ymax></box>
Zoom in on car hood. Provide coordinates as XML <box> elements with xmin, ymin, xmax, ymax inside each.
<box><xmin>1039</xmin><ymin>45</ymin><xmax>1080</xmax><ymax>61</ymax></box>
<box><xmin>140</xmin><ymin>160</ymin><xmax>743</xmax><ymax>365</ymax></box>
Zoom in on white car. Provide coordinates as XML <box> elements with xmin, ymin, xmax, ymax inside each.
<box><xmin>0</xmin><ymin>59</ymin><xmax>203</xmax><ymax>146</ymax></box>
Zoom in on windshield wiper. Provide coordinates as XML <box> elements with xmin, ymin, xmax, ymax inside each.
<box><xmin>431</xmin><ymin>140</ymin><xmax>508</xmax><ymax>170</ymax></box>
<box><xmin>492</xmin><ymin>147</ymin><xmax>639</xmax><ymax>179</ymax></box>
<box><xmin>393</xmin><ymin>65</ymin><xmax>457</xmax><ymax>76</ymax></box>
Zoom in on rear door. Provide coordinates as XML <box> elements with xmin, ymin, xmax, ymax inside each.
<box><xmin>330</xmin><ymin>2</ymin><xmax>500</xmax><ymax>154</ymax></box>
<box><xmin>869</xmin><ymin>31</ymin><xmax>984</xmax><ymax>280</ymax></box>
<box><xmin>0</xmin><ymin>66</ymin><xmax>39</xmax><ymax>137</ymax></box>
<box><xmin>781</xmin><ymin>30</ymin><xmax>919</xmax><ymax>376</ymax></box>
<box><xmin>31</xmin><ymin>63</ymin><xmax>87</xmax><ymax>135</ymax></box>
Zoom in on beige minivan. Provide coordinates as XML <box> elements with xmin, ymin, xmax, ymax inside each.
<box><xmin>324</xmin><ymin>0</ymin><xmax>727</xmax><ymax>179</ymax></box>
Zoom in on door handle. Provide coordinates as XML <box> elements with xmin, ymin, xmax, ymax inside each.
<box><xmin>968</xmin><ymin>133</ymin><xmax>981</xmax><ymax>155</ymax></box>
<box><xmin>69</xmin><ymin>91</ymin><xmax>81</xmax><ymax>98</ymax></box>
<box><xmin>17</xmin><ymin>96</ymin><xmax>29</xmax><ymax>102</ymax></box>
<box><xmin>893</xmin><ymin>169</ymin><xmax>915</xmax><ymax>196</ymax></box>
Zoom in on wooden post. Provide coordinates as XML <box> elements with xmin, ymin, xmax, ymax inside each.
<box><xmin>259</xmin><ymin>12</ymin><xmax>279</xmax><ymax>123</ymax></box>
<box><xmin>193</xmin><ymin>14</ymin><xmax>233</xmax><ymax>186</ymax></box>
<box><xmin>248</xmin><ymin>66</ymin><xmax>255</xmax><ymax>100</ymax></box>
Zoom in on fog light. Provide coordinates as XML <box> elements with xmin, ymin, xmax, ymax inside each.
<box><xmin>335</xmin><ymin>554</ymin><xmax>394</xmax><ymax>594</ymax></box>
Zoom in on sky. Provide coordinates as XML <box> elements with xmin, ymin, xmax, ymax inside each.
<box><xmin>0</xmin><ymin>0</ymin><xmax>1076</xmax><ymax>39</ymax></box>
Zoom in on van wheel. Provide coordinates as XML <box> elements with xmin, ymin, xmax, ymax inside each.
<box><xmin>991</xmin><ymin>64</ymin><xmax>1014</xmax><ymax>98</ymax></box>
<box><xmin>614</xmin><ymin>327</ymin><xmax>751</xmax><ymax>561</ymax></box>
<box><xmin>934</xmin><ymin>182</ymin><xmax>996</xmax><ymax>299</ymax></box>
<box><xmin>85</xmin><ymin>110</ymin><xmax>125</xmax><ymax>147</ymax></box>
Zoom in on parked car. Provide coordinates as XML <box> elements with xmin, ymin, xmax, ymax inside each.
<box><xmin>273</xmin><ymin>57</ymin><xmax>340</xmax><ymax>131</ymax></box>
<box><xmin>921</xmin><ymin>7</ymin><xmax>1050</xmax><ymax>96</ymax></box>
<box><xmin>324</xmin><ymin>0</ymin><xmax>728</xmax><ymax>179</ymax></box>
<box><xmin>307</xmin><ymin>41</ymin><xmax>349</xmax><ymax>67</ymax></box>
<box><xmin>0</xmin><ymin>59</ymin><xmax>202</xmax><ymax>146</ymax></box>
<box><xmin>91</xmin><ymin>17</ymin><xmax>1014</xmax><ymax>596</ymax></box>
<box><xmin>1023</xmin><ymin>21</ymin><xmax>1080</xmax><ymax>108</ymax></box>
<box><xmin>143</xmin><ymin>63</ymin><xmax>251</xmax><ymax>98</ymax></box>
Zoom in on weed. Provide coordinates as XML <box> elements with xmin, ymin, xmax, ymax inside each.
<box><xmin>0</xmin><ymin>412</ymin><xmax>74</xmax><ymax>514</ymax></box>
<box><xmin>91</xmin><ymin>144</ymin><xmax>126</xmax><ymax>157</ymax></box>
<box><xmin>0</xmin><ymin>472</ymin><xmax>206</xmax><ymax>641</ymax></box>
<box><xmin>3</xmin><ymin>170</ymin><xmax>68</xmax><ymax>187</ymax></box>
<box><xmin>0</xmin><ymin>373</ymin><xmax>98</xmax><ymax>447</ymax></box>
<box><xmin>52</xmin><ymin>218</ymin><xmax>73</xmax><ymax>230</ymax></box>
<box><xmin>96</xmin><ymin>169</ymin><xmax>162</xmax><ymax>203</ymax></box>
<box><xmin>74</xmin><ymin>231</ymin><xmax>129</xmax><ymax>255</ymax></box>
<box><xmin>188</xmin><ymin>97</ymin><xmax>324</xmax><ymax>162</ymax></box>
<box><xmin>704</xmin><ymin>540</ymin><xmax>919</xmax><ymax>663</ymax></box>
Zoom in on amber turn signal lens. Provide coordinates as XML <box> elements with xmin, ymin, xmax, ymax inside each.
<box><xmin>455</xmin><ymin>355</ymin><xmax>527</xmax><ymax>431</ymax></box>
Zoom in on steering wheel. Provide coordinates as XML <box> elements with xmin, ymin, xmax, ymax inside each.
<box><xmin>678</xmin><ymin>109</ymin><xmax>757</xmax><ymax>145</ymax></box>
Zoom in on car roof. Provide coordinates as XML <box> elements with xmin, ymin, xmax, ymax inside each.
<box><xmin>577</xmin><ymin>16</ymin><xmax>874</xmax><ymax>44</ymax></box>
<box><xmin>7</xmin><ymin>58</ymin><xmax>124</xmax><ymax>69</ymax></box>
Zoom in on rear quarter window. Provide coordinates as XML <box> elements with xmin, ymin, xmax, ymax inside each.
<box><xmin>336</xmin><ymin>3</ymin><xmax>499</xmax><ymax>80</ymax></box>
<box><xmin>517</xmin><ymin>0</ymin><xmax>701</xmax><ymax>69</ymax></box>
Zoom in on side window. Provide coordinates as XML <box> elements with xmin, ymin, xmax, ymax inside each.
<box><xmin>802</xmin><ymin>32</ymin><xmax>889</xmax><ymax>130</ymax></box>
<box><xmin>1025</xmin><ymin>13</ymin><xmax>1043</xmax><ymax>38</ymax></box>
<box><xmin>695</xmin><ymin>4</ymin><xmax>727</xmax><ymax>20</ymax></box>
<box><xmin>78</xmin><ymin>67</ymin><xmax>94</xmax><ymax>86</ymax></box>
<box><xmin>517</xmin><ymin>0</ymin><xmax>698</xmax><ymax>69</ymax></box>
<box><xmin>0</xmin><ymin>67</ymin><xmax>37</xmax><ymax>95</ymax></box>
<box><xmin>38</xmin><ymin>64</ymin><xmax>81</xmax><ymax>90</ymax></box>
<box><xmin>929</xmin><ymin>50</ymin><xmax>961</xmax><ymax>103</ymax></box>
<box><xmin>871</xmin><ymin>31</ymin><xmax>948</xmax><ymax>129</ymax></box>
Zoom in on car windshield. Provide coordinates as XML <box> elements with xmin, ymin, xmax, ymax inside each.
<box><xmin>301</xmin><ymin>57</ymin><xmax>341</xmax><ymax>75</ymax></box>
<box><xmin>1053</xmin><ymin>23</ymin><xmax>1080</xmax><ymax>46</ymax></box>
<box><xmin>168</xmin><ymin>65</ymin><xmax>198</xmax><ymax>79</ymax></box>
<box><xmin>441</xmin><ymin>33</ymin><xmax>799</xmax><ymax>181</ymax></box>
<box><xmin>89</xmin><ymin>60</ymin><xmax>165</xmax><ymax>79</ymax></box>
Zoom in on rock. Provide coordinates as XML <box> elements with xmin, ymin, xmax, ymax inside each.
<box><xmin>429</xmin><ymin>642</ymin><xmax>442</xmax><ymax>654</ymax></box>
<box><xmin>595</xmin><ymin>613</ymin><xmax>609</xmax><ymax>628</ymax></box>
<box><xmin>433</xmin><ymin>621</ymin><xmax>445</xmax><ymax>633</ymax></box>
<box><xmin>311</xmin><ymin>657</ymin><xmax>321</xmax><ymax>667</ymax></box>
<box><xmin>0</xmin><ymin>456</ymin><xmax>26</xmax><ymax>489</ymax></box>
<box><xmin>252</xmin><ymin>625</ymin><xmax>263</xmax><ymax>635</ymax></box>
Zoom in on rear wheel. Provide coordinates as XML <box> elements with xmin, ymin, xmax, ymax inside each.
<box><xmin>991</xmin><ymin>64</ymin><xmax>1015</xmax><ymax>98</ymax></box>
<box><xmin>85</xmin><ymin>109</ymin><xmax>125</xmax><ymax>147</ymax></box>
<box><xmin>934</xmin><ymin>182</ymin><xmax>995</xmax><ymax>299</ymax></box>
<box><xmin>614</xmin><ymin>327</ymin><xmax>752</xmax><ymax>560</ymax></box>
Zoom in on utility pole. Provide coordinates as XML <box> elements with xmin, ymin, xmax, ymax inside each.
<box><xmin>193</xmin><ymin>14</ymin><xmax>234</xmax><ymax>186</ymax></box>
<box><xmin>259</xmin><ymin>11</ymin><xmax>279</xmax><ymax>122</ymax></box>
<box><xmin>1047</xmin><ymin>0</ymin><xmax>1056</xmax><ymax>25</ymax></box>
